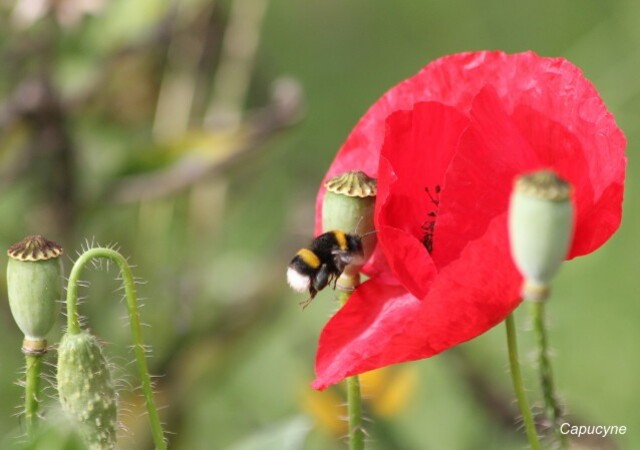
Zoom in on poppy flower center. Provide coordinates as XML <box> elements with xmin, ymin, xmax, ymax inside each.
<box><xmin>421</xmin><ymin>185</ymin><xmax>441</xmax><ymax>253</ymax></box>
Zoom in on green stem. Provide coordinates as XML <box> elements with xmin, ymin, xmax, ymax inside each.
<box><xmin>346</xmin><ymin>375</ymin><xmax>364</xmax><ymax>450</ymax></box>
<box><xmin>338</xmin><ymin>287</ymin><xmax>365</xmax><ymax>450</ymax></box>
<box><xmin>24</xmin><ymin>353</ymin><xmax>43</xmax><ymax>435</ymax></box>
<box><xmin>505</xmin><ymin>313</ymin><xmax>542</xmax><ymax>450</ymax></box>
<box><xmin>66</xmin><ymin>248</ymin><xmax>167</xmax><ymax>450</ymax></box>
<box><xmin>530</xmin><ymin>300</ymin><xmax>567</xmax><ymax>448</ymax></box>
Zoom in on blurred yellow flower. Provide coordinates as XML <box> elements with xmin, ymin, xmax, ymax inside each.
<box><xmin>360</xmin><ymin>366</ymin><xmax>419</xmax><ymax>417</ymax></box>
<box><xmin>300</xmin><ymin>365</ymin><xmax>419</xmax><ymax>436</ymax></box>
<box><xmin>299</xmin><ymin>385</ymin><xmax>348</xmax><ymax>437</ymax></box>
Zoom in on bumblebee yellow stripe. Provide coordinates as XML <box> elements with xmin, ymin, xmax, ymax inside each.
<box><xmin>297</xmin><ymin>248</ymin><xmax>321</xmax><ymax>269</ymax></box>
<box><xmin>332</xmin><ymin>230</ymin><xmax>348</xmax><ymax>250</ymax></box>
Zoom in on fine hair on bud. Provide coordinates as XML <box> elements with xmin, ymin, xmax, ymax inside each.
<box><xmin>57</xmin><ymin>330</ymin><xmax>118</xmax><ymax>450</ymax></box>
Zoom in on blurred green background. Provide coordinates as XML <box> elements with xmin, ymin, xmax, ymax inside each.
<box><xmin>0</xmin><ymin>0</ymin><xmax>637</xmax><ymax>449</ymax></box>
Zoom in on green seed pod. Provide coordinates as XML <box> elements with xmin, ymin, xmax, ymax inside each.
<box><xmin>57</xmin><ymin>331</ymin><xmax>118</xmax><ymax>450</ymax></box>
<box><xmin>508</xmin><ymin>170</ymin><xmax>574</xmax><ymax>301</ymax></box>
<box><xmin>7</xmin><ymin>236</ymin><xmax>63</xmax><ymax>349</ymax></box>
<box><xmin>322</xmin><ymin>171</ymin><xmax>377</xmax><ymax>283</ymax></box>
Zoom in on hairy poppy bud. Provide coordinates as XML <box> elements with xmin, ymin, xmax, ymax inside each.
<box><xmin>7</xmin><ymin>235</ymin><xmax>63</xmax><ymax>352</ymax></box>
<box><xmin>322</xmin><ymin>171</ymin><xmax>377</xmax><ymax>285</ymax></box>
<box><xmin>57</xmin><ymin>331</ymin><xmax>118</xmax><ymax>450</ymax></box>
<box><xmin>508</xmin><ymin>170</ymin><xmax>574</xmax><ymax>300</ymax></box>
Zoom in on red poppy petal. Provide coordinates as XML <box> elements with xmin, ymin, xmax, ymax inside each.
<box><xmin>312</xmin><ymin>281</ymin><xmax>422</xmax><ymax>390</ymax></box>
<box><xmin>316</xmin><ymin>51</ymin><xmax>625</xmax><ymax>243</ymax></box>
<box><xmin>433</xmin><ymin>87</ymin><xmax>538</xmax><ymax>267</ymax></box>
<box><xmin>375</xmin><ymin>151</ymin><xmax>434</xmax><ymax>299</ymax></box>
<box><xmin>312</xmin><ymin>214</ymin><xmax>522</xmax><ymax>390</ymax></box>
<box><xmin>502</xmin><ymin>57</ymin><xmax>627</xmax><ymax>227</ymax></box>
<box><xmin>435</xmin><ymin>84</ymin><xmax>625</xmax><ymax>266</ymax></box>
<box><xmin>314</xmin><ymin>51</ymin><xmax>538</xmax><ymax>229</ymax></box>
<box><xmin>380</xmin><ymin>102</ymin><xmax>470</xmax><ymax>194</ymax></box>
<box><xmin>375</xmin><ymin>102</ymin><xmax>469</xmax><ymax>296</ymax></box>
<box><xmin>509</xmin><ymin>103</ymin><xmax>625</xmax><ymax>259</ymax></box>
<box><xmin>311</xmin><ymin>51</ymin><xmax>626</xmax><ymax>390</ymax></box>
<box><xmin>567</xmin><ymin>182</ymin><xmax>624</xmax><ymax>257</ymax></box>
<box><xmin>376</xmin><ymin>223</ymin><xmax>435</xmax><ymax>299</ymax></box>
<box><xmin>359</xmin><ymin>244</ymin><xmax>399</xmax><ymax>285</ymax></box>
<box><xmin>426</xmin><ymin>51</ymin><xmax>626</xmax><ymax>258</ymax></box>
<box><xmin>417</xmin><ymin>212</ymin><xmax>522</xmax><ymax>353</ymax></box>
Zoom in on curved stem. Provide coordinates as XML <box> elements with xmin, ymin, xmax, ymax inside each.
<box><xmin>66</xmin><ymin>248</ymin><xmax>167</xmax><ymax>450</ymax></box>
<box><xmin>505</xmin><ymin>313</ymin><xmax>542</xmax><ymax>450</ymax></box>
<box><xmin>531</xmin><ymin>301</ymin><xmax>567</xmax><ymax>448</ymax></box>
<box><xmin>338</xmin><ymin>286</ymin><xmax>365</xmax><ymax>450</ymax></box>
<box><xmin>24</xmin><ymin>353</ymin><xmax>43</xmax><ymax>435</ymax></box>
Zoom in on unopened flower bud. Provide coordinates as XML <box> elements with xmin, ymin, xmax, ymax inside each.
<box><xmin>323</xmin><ymin>171</ymin><xmax>377</xmax><ymax>284</ymax></box>
<box><xmin>57</xmin><ymin>331</ymin><xmax>118</xmax><ymax>450</ymax></box>
<box><xmin>508</xmin><ymin>170</ymin><xmax>574</xmax><ymax>300</ymax></box>
<box><xmin>6</xmin><ymin>235</ymin><xmax>63</xmax><ymax>351</ymax></box>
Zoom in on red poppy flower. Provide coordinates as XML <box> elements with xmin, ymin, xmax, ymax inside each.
<box><xmin>312</xmin><ymin>51</ymin><xmax>626</xmax><ymax>390</ymax></box>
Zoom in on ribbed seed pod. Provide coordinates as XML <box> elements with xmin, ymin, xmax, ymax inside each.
<box><xmin>508</xmin><ymin>170</ymin><xmax>574</xmax><ymax>300</ymax></box>
<box><xmin>6</xmin><ymin>235</ymin><xmax>63</xmax><ymax>349</ymax></box>
<box><xmin>322</xmin><ymin>171</ymin><xmax>377</xmax><ymax>283</ymax></box>
<box><xmin>57</xmin><ymin>331</ymin><xmax>118</xmax><ymax>450</ymax></box>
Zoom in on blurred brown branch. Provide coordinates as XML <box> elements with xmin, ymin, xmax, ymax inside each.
<box><xmin>107</xmin><ymin>78</ymin><xmax>303</xmax><ymax>204</ymax></box>
<box><xmin>0</xmin><ymin>77</ymin><xmax>77</xmax><ymax>239</ymax></box>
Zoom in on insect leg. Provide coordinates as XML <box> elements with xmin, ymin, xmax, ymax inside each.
<box><xmin>313</xmin><ymin>264</ymin><xmax>332</xmax><ymax>292</ymax></box>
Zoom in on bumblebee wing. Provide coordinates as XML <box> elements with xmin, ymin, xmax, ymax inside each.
<box><xmin>331</xmin><ymin>248</ymin><xmax>352</xmax><ymax>271</ymax></box>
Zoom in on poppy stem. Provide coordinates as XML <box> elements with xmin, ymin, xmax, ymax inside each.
<box><xmin>505</xmin><ymin>313</ymin><xmax>542</xmax><ymax>450</ymax></box>
<box><xmin>66</xmin><ymin>247</ymin><xmax>167</xmax><ymax>450</ymax></box>
<box><xmin>24</xmin><ymin>352</ymin><xmax>43</xmax><ymax>435</ymax></box>
<box><xmin>338</xmin><ymin>286</ymin><xmax>365</xmax><ymax>450</ymax></box>
<box><xmin>530</xmin><ymin>300</ymin><xmax>567</xmax><ymax>448</ymax></box>
<box><xmin>346</xmin><ymin>374</ymin><xmax>365</xmax><ymax>450</ymax></box>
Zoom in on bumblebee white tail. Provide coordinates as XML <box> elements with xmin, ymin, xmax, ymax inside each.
<box><xmin>287</xmin><ymin>267</ymin><xmax>310</xmax><ymax>292</ymax></box>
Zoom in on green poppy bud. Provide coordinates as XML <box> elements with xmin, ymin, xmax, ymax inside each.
<box><xmin>322</xmin><ymin>170</ymin><xmax>377</xmax><ymax>285</ymax></box>
<box><xmin>57</xmin><ymin>331</ymin><xmax>118</xmax><ymax>450</ymax></box>
<box><xmin>508</xmin><ymin>170</ymin><xmax>574</xmax><ymax>301</ymax></box>
<box><xmin>7</xmin><ymin>235</ymin><xmax>63</xmax><ymax>351</ymax></box>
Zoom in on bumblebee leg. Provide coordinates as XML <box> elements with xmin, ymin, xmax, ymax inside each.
<box><xmin>331</xmin><ymin>254</ymin><xmax>350</xmax><ymax>289</ymax></box>
<box><xmin>299</xmin><ymin>286</ymin><xmax>317</xmax><ymax>309</ymax></box>
<box><xmin>299</xmin><ymin>297</ymin><xmax>313</xmax><ymax>309</ymax></box>
<box><xmin>312</xmin><ymin>264</ymin><xmax>331</xmax><ymax>292</ymax></box>
<box><xmin>299</xmin><ymin>265</ymin><xmax>334</xmax><ymax>309</ymax></box>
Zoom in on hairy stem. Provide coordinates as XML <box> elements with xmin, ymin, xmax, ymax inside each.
<box><xmin>505</xmin><ymin>313</ymin><xmax>542</xmax><ymax>450</ymax></box>
<box><xmin>24</xmin><ymin>353</ymin><xmax>43</xmax><ymax>435</ymax></box>
<box><xmin>530</xmin><ymin>300</ymin><xmax>567</xmax><ymax>448</ymax></box>
<box><xmin>347</xmin><ymin>375</ymin><xmax>364</xmax><ymax>450</ymax></box>
<box><xmin>338</xmin><ymin>286</ymin><xmax>365</xmax><ymax>450</ymax></box>
<box><xmin>66</xmin><ymin>247</ymin><xmax>167</xmax><ymax>450</ymax></box>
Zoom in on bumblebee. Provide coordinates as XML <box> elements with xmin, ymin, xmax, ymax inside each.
<box><xmin>287</xmin><ymin>230</ymin><xmax>364</xmax><ymax>308</ymax></box>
